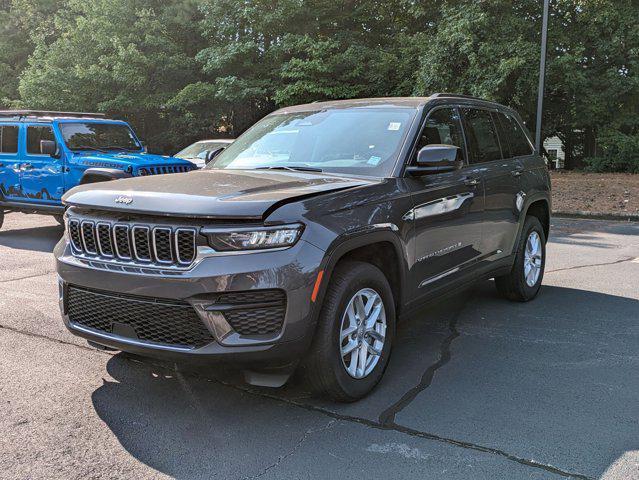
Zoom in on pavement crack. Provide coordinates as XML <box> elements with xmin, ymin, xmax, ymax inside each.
<box><xmin>1</xmin><ymin>313</ymin><xmax>594</xmax><ymax>480</ymax></box>
<box><xmin>241</xmin><ymin>419</ymin><xmax>337</xmax><ymax>480</ymax></box>
<box><xmin>0</xmin><ymin>271</ymin><xmax>55</xmax><ymax>283</ymax></box>
<box><xmin>378</xmin><ymin>309</ymin><xmax>461</xmax><ymax>426</ymax></box>
<box><xmin>546</xmin><ymin>257</ymin><xmax>634</xmax><ymax>274</ymax></box>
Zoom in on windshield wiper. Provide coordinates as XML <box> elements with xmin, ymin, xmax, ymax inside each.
<box><xmin>102</xmin><ymin>145</ymin><xmax>141</xmax><ymax>152</ymax></box>
<box><xmin>255</xmin><ymin>165</ymin><xmax>323</xmax><ymax>173</ymax></box>
<box><xmin>72</xmin><ymin>145</ymin><xmax>107</xmax><ymax>153</ymax></box>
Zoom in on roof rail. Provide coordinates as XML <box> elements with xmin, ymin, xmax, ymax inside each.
<box><xmin>430</xmin><ymin>93</ymin><xmax>485</xmax><ymax>101</ymax></box>
<box><xmin>0</xmin><ymin>110</ymin><xmax>106</xmax><ymax>119</ymax></box>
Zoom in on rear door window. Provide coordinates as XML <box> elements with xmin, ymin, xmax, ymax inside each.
<box><xmin>26</xmin><ymin>125</ymin><xmax>55</xmax><ymax>155</ymax></box>
<box><xmin>461</xmin><ymin>108</ymin><xmax>502</xmax><ymax>163</ymax></box>
<box><xmin>0</xmin><ymin>125</ymin><xmax>19</xmax><ymax>153</ymax></box>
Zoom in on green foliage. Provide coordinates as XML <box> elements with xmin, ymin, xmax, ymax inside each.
<box><xmin>585</xmin><ymin>130</ymin><xmax>639</xmax><ymax>173</ymax></box>
<box><xmin>0</xmin><ymin>0</ymin><xmax>637</xmax><ymax>168</ymax></box>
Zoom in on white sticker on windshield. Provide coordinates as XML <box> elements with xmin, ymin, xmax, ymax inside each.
<box><xmin>367</xmin><ymin>156</ymin><xmax>382</xmax><ymax>165</ymax></box>
<box><xmin>388</xmin><ymin>122</ymin><xmax>401</xmax><ymax>131</ymax></box>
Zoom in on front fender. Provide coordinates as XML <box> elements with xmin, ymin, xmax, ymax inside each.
<box><xmin>310</xmin><ymin>225</ymin><xmax>409</xmax><ymax>323</ymax></box>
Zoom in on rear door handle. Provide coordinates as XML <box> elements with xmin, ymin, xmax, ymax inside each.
<box><xmin>21</xmin><ymin>163</ymin><xmax>33</xmax><ymax>170</ymax></box>
<box><xmin>464</xmin><ymin>177</ymin><xmax>480</xmax><ymax>187</ymax></box>
<box><xmin>511</xmin><ymin>167</ymin><xmax>524</xmax><ymax>177</ymax></box>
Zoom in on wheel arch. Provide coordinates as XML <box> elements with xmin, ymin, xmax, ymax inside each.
<box><xmin>523</xmin><ymin>197</ymin><xmax>550</xmax><ymax>241</ymax></box>
<box><xmin>313</xmin><ymin>229</ymin><xmax>408</xmax><ymax>322</ymax></box>
<box><xmin>79</xmin><ymin>168</ymin><xmax>132</xmax><ymax>185</ymax></box>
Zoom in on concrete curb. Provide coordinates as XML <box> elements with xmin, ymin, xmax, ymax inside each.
<box><xmin>552</xmin><ymin>210</ymin><xmax>639</xmax><ymax>222</ymax></box>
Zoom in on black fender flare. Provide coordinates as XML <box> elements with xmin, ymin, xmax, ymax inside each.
<box><xmin>516</xmin><ymin>193</ymin><xmax>551</xmax><ymax>243</ymax></box>
<box><xmin>79</xmin><ymin>168</ymin><xmax>133</xmax><ymax>185</ymax></box>
<box><xmin>309</xmin><ymin>225</ymin><xmax>409</xmax><ymax>328</ymax></box>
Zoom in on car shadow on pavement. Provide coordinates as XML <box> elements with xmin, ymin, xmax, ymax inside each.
<box><xmin>0</xmin><ymin>225</ymin><xmax>63</xmax><ymax>253</ymax></box>
<box><xmin>90</xmin><ymin>282</ymin><xmax>639</xmax><ymax>479</ymax></box>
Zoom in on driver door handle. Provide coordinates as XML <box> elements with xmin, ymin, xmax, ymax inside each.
<box><xmin>21</xmin><ymin>163</ymin><xmax>33</xmax><ymax>170</ymax></box>
<box><xmin>464</xmin><ymin>176</ymin><xmax>480</xmax><ymax>187</ymax></box>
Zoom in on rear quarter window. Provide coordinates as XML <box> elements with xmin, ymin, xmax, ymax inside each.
<box><xmin>503</xmin><ymin>113</ymin><xmax>534</xmax><ymax>157</ymax></box>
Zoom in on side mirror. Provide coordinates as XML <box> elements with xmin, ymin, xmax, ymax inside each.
<box><xmin>407</xmin><ymin>144</ymin><xmax>462</xmax><ymax>175</ymax></box>
<box><xmin>40</xmin><ymin>140</ymin><xmax>57</xmax><ymax>157</ymax></box>
<box><xmin>205</xmin><ymin>147</ymin><xmax>225</xmax><ymax>164</ymax></box>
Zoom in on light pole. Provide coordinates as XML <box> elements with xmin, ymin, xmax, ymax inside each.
<box><xmin>535</xmin><ymin>0</ymin><xmax>550</xmax><ymax>153</ymax></box>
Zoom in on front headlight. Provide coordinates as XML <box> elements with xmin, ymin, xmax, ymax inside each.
<box><xmin>203</xmin><ymin>224</ymin><xmax>304</xmax><ymax>251</ymax></box>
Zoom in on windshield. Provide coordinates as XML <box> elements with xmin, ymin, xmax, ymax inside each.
<box><xmin>176</xmin><ymin>141</ymin><xmax>231</xmax><ymax>159</ymax></box>
<box><xmin>60</xmin><ymin>122</ymin><xmax>141</xmax><ymax>152</ymax></box>
<box><xmin>207</xmin><ymin>107</ymin><xmax>417</xmax><ymax>176</ymax></box>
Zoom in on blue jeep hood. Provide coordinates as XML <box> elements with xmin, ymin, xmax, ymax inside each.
<box><xmin>74</xmin><ymin>151</ymin><xmax>192</xmax><ymax>169</ymax></box>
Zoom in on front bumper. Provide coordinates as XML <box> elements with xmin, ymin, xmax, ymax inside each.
<box><xmin>55</xmin><ymin>237</ymin><xmax>326</xmax><ymax>366</ymax></box>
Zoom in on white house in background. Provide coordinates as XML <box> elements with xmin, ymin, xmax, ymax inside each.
<box><xmin>543</xmin><ymin>136</ymin><xmax>565</xmax><ymax>169</ymax></box>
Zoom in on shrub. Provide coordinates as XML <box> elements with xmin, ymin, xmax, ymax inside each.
<box><xmin>584</xmin><ymin>130</ymin><xmax>639</xmax><ymax>173</ymax></box>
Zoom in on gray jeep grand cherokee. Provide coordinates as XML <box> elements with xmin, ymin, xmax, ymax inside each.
<box><xmin>55</xmin><ymin>95</ymin><xmax>551</xmax><ymax>401</ymax></box>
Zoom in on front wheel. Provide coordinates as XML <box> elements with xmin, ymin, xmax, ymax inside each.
<box><xmin>495</xmin><ymin>216</ymin><xmax>546</xmax><ymax>301</ymax></box>
<box><xmin>54</xmin><ymin>214</ymin><xmax>65</xmax><ymax>226</ymax></box>
<box><xmin>303</xmin><ymin>261</ymin><xmax>395</xmax><ymax>402</ymax></box>
<box><xmin>0</xmin><ymin>209</ymin><xmax>4</xmax><ymax>230</ymax></box>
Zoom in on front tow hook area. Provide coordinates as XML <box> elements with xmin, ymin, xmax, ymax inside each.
<box><xmin>242</xmin><ymin>361</ymin><xmax>299</xmax><ymax>388</ymax></box>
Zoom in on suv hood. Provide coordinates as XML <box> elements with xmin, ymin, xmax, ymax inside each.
<box><xmin>63</xmin><ymin>169</ymin><xmax>377</xmax><ymax>219</ymax></box>
<box><xmin>73</xmin><ymin>151</ymin><xmax>192</xmax><ymax>169</ymax></box>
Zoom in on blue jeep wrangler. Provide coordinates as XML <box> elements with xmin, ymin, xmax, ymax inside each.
<box><xmin>0</xmin><ymin>110</ymin><xmax>195</xmax><ymax>229</ymax></box>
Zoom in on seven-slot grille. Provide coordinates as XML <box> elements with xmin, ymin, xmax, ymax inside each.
<box><xmin>139</xmin><ymin>165</ymin><xmax>191</xmax><ymax>175</ymax></box>
<box><xmin>68</xmin><ymin>219</ymin><xmax>196</xmax><ymax>267</ymax></box>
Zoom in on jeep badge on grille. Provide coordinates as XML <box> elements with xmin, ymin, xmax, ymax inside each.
<box><xmin>115</xmin><ymin>195</ymin><xmax>133</xmax><ymax>205</ymax></box>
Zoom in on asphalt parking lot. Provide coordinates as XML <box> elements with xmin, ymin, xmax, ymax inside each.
<box><xmin>1</xmin><ymin>213</ymin><xmax>638</xmax><ymax>480</ymax></box>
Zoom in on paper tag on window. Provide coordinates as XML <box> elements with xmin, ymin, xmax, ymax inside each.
<box><xmin>367</xmin><ymin>156</ymin><xmax>382</xmax><ymax>165</ymax></box>
<box><xmin>388</xmin><ymin>122</ymin><xmax>401</xmax><ymax>131</ymax></box>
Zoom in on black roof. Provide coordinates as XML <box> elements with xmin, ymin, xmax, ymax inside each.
<box><xmin>273</xmin><ymin>94</ymin><xmax>506</xmax><ymax>114</ymax></box>
<box><xmin>0</xmin><ymin>110</ymin><xmax>106</xmax><ymax>120</ymax></box>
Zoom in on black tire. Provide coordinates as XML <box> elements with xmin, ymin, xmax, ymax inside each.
<box><xmin>303</xmin><ymin>260</ymin><xmax>396</xmax><ymax>402</ymax></box>
<box><xmin>0</xmin><ymin>210</ymin><xmax>4</xmax><ymax>230</ymax></box>
<box><xmin>54</xmin><ymin>214</ymin><xmax>65</xmax><ymax>226</ymax></box>
<box><xmin>495</xmin><ymin>216</ymin><xmax>546</xmax><ymax>302</ymax></box>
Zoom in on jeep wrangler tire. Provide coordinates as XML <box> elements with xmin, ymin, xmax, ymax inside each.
<box><xmin>304</xmin><ymin>261</ymin><xmax>395</xmax><ymax>402</ymax></box>
<box><xmin>495</xmin><ymin>216</ymin><xmax>546</xmax><ymax>302</ymax></box>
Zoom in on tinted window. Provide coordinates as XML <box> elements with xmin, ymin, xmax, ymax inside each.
<box><xmin>503</xmin><ymin>114</ymin><xmax>534</xmax><ymax>156</ymax></box>
<box><xmin>27</xmin><ymin>126</ymin><xmax>55</xmax><ymax>154</ymax></box>
<box><xmin>416</xmin><ymin>107</ymin><xmax>466</xmax><ymax>163</ymax></box>
<box><xmin>461</xmin><ymin>108</ymin><xmax>502</xmax><ymax>163</ymax></box>
<box><xmin>0</xmin><ymin>125</ymin><xmax>18</xmax><ymax>153</ymax></box>
<box><xmin>493</xmin><ymin>112</ymin><xmax>513</xmax><ymax>158</ymax></box>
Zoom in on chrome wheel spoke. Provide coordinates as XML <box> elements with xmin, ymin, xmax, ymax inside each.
<box><xmin>339</xmin><ymin>288</ymin><xmax>387</xmax><ymax>379</ymax></box>
<box><xmin>341</xmin><ymin>339</ymin><xmax>358</xmax><ymax>356</ymax></box>
<box><xmin>523</xmin><ymin>231</ymin><xmax>543</xmax><ymax>287</ymax></box>
<box><xmin>367</xmin><ymin>329</ymin><xmax>385</xmax><ymax>343</ymax></box>
<box><xmin>365</xmin><ymin>341</ymin><xmax>381</xmax><ymax>356</ymax></box>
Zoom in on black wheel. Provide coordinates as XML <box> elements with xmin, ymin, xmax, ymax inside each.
<box><xmin>54</xmin><ymin>214</ymin><xmax>65</xmax><ymax>226</ymax></box>
<box><xmin>0</xmin><ymin>210</ymin><xmax>4</xmax><ymax>230</ymax></box>
<box><xmin>303</xmin><ymin>261</ymin><xmax>395</xmax><ymax>402</ymax></box>
<box><xmin>495</xmin><ymin>216</ymin><xmax>546</xmax><ymax>302</ymax></box>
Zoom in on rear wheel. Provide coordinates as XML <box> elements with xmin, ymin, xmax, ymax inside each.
<box><xmin>495</xmin><ymin>216</ymin><xmax>546</xmax><ymax>301</ymax></box>
<box><xmin>303</xmin><ymin>261</ymin><xmax>395</xmax><ymax>402</ymax></box>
